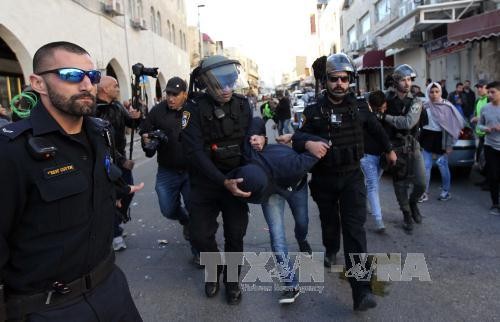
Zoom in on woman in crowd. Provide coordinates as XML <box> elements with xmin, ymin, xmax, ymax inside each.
<box><xmin>419</xmin><ymin>82</ymin><xmax>464</xmax><ymax>202</ymax></box>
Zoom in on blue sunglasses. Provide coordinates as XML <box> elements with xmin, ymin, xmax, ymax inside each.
<box><xmin>38</xmin><ymin>68</ymin><xmax>102</xmax><ymax>84</ymax></box>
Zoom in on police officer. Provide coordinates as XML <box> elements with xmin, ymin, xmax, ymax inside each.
<box><xmin>96</xmin><ymin>75</ymin><xmax>141</xmax><ymax>251</ymax></box>
<box><xmin>139</xmin><ymin>76</ymin><xmax>200</xmax><ymax>265</ymax></box>
<box><xmin>378</xmin><ymin>64</ymin><xmax>426</xmax><ymax>232</ymax></box>
<box><xmin>292</xmin><ymin>53</ymin><xmax>396</xmax><ymax>311</ymax></box>
<box><xmin>0</xmin><ymin>42</ymin><xmax>142</xmax><ymax>321</ymax></box>
<box><xmin>181</xmin><ymin>55</ymin><xmax>265</xmax><ymax>305</ymax></box>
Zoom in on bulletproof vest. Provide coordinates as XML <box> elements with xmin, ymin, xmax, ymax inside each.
<box><xmin>385</xmin><ymin>91</ymin><xmax>420</xmax><ymax>140</ymax></box>
<box><xmin>198</xmin><ymin>95</ymin><xmax>250</xmax><ymax>171</ymax></box>
<box><xmin>313</xmin><ymin>95</ymin><xmax>364</xmax><ymax>173</ymax></box>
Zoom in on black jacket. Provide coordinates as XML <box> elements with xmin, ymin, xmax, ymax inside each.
<box><xmin>275</xmin><ymin>97</ymin><xmax>291</xmax><ymax>121</ymax></box>
<box><xmin>95</xmin><ymin>98</ymin><xmax>137</xmax><ymax>157</ymax></box>
<box><xmin>139</xmin><ymin>101</ymin><xmax>187</xmax><ymax>171</ymax></box>
<box><xmin>0</xmin><ymin>103</ymin><xmax>117</xmax><ymax>293</ymax></box>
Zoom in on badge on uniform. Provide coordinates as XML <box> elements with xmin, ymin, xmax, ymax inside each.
<box><xmin>182</xmin><ymin>111</ymin><xmax>190</xmax><ymax>129</ymax></box>
<box><xmin>330</xmin><ymin>113</ymin><xmax>342</xmax><ymax>127</ymax></box>
<box><xmin>300</xmin><ymin>114</ymin><xmax>307</xmax><ymax>128</ymax></box>
<box><xmin>43</xmin><ymin>163</ymin><xmax>77</xmax><ymax>179</ymax></box>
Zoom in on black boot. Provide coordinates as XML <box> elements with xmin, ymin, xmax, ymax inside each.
<box><xmin>324</xmin><ymin>251</ymin><xmax>337</xmax><ymax>268</ymax></box>
<box><xmin>352</xmin><ymin>286</ymin><xmax>377</xmax><ymax>311</ymax></box>
<box><xmin>402</xmin><ymin>211</ymin><xmax>413</xmax><ymax>232</ymax></box>
<box><xmin>205</xmin><ymin>266</ymin><xmax>222</xmax><ymax>297</ymax></box>
<box><xmin>409</xmin><ymin>202</ymin><xmax>422</xmax><ymax>223</ymax></box>
<box><xmin>225</xmin><ymin>282</ymin><xmax>242</xmax><ymax>305</ymax></box>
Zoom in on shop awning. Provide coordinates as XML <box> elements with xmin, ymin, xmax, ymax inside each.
<box><xmin>353</xmin><ymin>50</ymin><xmax>394</xmax><ymax>72</ymax></box>
<box><xmin>448</xmin><ymin>9</ymin><xmax>500</xmax><ymax>45</ymax></box>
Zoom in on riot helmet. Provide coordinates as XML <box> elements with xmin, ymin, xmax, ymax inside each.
<box><xmin>324</xmin><ymin>53</ymin><xmax>356</xmax><ymax>100</ymax></box>
<box><xmin>392</xmin><ymin>64</ymin><xmax>417</xmax><ymax>94</ymax></box>
<box><xmin>193</xmin><ymin>55</ymin><xmax>245</xmax><ymax>103</ymax></box>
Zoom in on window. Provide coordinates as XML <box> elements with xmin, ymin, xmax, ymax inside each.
<box><xmin>360</xmin><ymin>13</ymin><xmax>370</xmax><ymax>35</ymax></box>
<box><xmin>348</xmin><ymin>26</ymin><xmax>356</xmax><ymax>44</ymax></box>
<box><xmin>376</xmin><ymin>0</ymin><xmax>389</xmax><ymax>22</ymax></box>
<box><xmin>157</xmin><ymin>11</ymin><xmax>161</xmax><ymax>36</ymax></box>
<box><xmin>150</xmin><ymin>7</ymin><xmax>156</xmax><ymax>33</ymax></box>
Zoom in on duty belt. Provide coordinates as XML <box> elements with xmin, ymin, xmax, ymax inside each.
<box><xmin>6</xmin><ymin>251</ymin><xmax>115</xmax><ymax>320</ymax></box>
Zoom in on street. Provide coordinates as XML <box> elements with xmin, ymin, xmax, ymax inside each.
<box><xmin>116</xmin><ymin>124</ymin><xmax>500</xmax><ymax>321</ymax></box>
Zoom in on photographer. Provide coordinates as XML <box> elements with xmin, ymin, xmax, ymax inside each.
<box><xmin>140</xmin><ymin>77</ymin><xmax>198</xmax><ymax>264</ymax></box>
<box><xmin>96</xmin><ymin>75</ymin><xmax>141</xmax><ymax>251</ymax></box>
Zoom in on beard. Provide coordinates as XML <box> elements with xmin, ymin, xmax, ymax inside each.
<box><xmin>327</xmin><ymin>85</ymin><xmax>348</xmax><ymax>100</ymax></box>
<box><xmin>47</xmin><ymin>85</ymin><xmax>96</xmax><ymax>117</ymax></box>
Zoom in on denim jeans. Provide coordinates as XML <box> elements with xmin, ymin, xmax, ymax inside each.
<box><xmin>278</xmin><ymin>119</ymin><xmax>292</xmax><ymax>136</ymax></box>
<box><xmin>261</xmin><ymin>181</ymin><xmax>308</xmax><ymax>288</ymax></box>
<box><xmin>422</xmin><ymin>149</ymin><xmax>451</xmax><ymax>193</ymax></box>
<box><xmin>155</xmin><ymin>166</ymin><xmax>190</xmax><ymax>224</ymax></box>
<box><xmin>360</xmin><ymin>154</ymin><xmax>383</xmax><ymax>221</ymax></box>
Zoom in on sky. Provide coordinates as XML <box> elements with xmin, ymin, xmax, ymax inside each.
<box><xmin>184</xmin><ymin>0</ymin><xmax>318</xmax><ymax>86</ymax></box>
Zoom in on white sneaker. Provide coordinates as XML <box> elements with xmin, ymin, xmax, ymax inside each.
<box><xmin>113</xmin><ymin>236</ymin><xmax>127</xmax><ymax>251</ymax></box>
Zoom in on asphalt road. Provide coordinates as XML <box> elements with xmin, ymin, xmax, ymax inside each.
<box><xmin>116</xmin><ymin>116</ymin><xmax>500</xmax><ymax>322</ymax></box>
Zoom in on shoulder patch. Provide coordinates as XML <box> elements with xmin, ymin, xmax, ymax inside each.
<box><xmin>182</xmin><ymin>111</ymin><xmax>191</xmax><ymax>129</ymax></box>
<box><xmin>300</xmin><ymin>113</ymin><xmax>307</xmax><ymax>127</ymax></box>
<box><xmin>0</xmin><ymin>119</ymin><xmax>32</xmax><ymax>140</ymax></box>
<box><xmin>410</xmin><ymin>99</ymin><xmax>422</xmax><ymax>114</ymax></box>
<box><xmin>88</xmin><ymin>116</ymin><xmax>110</xmax><ymax>129</ymax></box>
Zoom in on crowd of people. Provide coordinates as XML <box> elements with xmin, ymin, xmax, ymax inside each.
<box><xmin>0</xmin><ymin>41</ymin><xmax>499</xmax><ymax>321</ymax></box>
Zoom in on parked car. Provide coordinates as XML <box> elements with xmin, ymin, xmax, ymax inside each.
<box><xmin>442</xmin><ymin>126</ymin><xmax>476</xmax><ymax>174</ymax></box>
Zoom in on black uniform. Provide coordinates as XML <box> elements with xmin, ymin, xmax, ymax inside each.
<box><xmin>0</xmin><ymin>103</ymin><xmax>141</xmax><ymax>321</ymax></box>
<box><xmin>292</xmin><ymin>93</ymin><xmax>391</xmax><ymax>301</ymax></box>
<box><xmin>95</xmin><ymin>99</ymin><xmax>137</xmax><ymax>225</ymax></box>
<box><xmin>181</xmin><ymin>93</ymin><xmax>252</xmax><ymax>281</ymax></box>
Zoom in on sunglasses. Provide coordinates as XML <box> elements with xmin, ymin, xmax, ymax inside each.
<box><xmin>38</xmin><ymin>68</ymin><xmax>102</xmax><ymax>84</ymax></box>
<box><xmin>328</xmin><ymin>75</ymin><xmax>350</xmax><ymax>83</ymax></box>
<box><xmin>166</xmin><ymin>91</ymin><xmax>180</xmax><ymax>97</ymax></box>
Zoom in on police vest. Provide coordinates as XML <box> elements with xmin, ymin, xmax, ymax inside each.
<box><xmin>198</xmin><ymin>95</ymin><xmax>250</xmax><ymax>171</ymax></box>
<box><xmin>310</xmin><ymin>96</ymin><xmax>364</xmax><ymax>173</ymax></box>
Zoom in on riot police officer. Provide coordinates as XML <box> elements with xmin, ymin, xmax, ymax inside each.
<box><xmin>292</xmin><ymin>53</ymin><xmax>396</xmax><ymax>311</ymax></box>
<box><xmin>0</xmin><ymin>42</ymin><xmax>142</xmax><ymax>321</ymax></box>
<box><xmin>378</xmin><ymin>64</ymin><xmax>426</xmax><ymax>232</ymax></box>
<box><xmin>181</xmin><ymin>55</ymin><xmax>265</xmax><ymax>305</ymax></box>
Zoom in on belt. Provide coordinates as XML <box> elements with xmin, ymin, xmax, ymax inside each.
<box><xmin>6</xmin><ymin>251</ymin><xmax>115</xmax><ymax>320</ymax></box>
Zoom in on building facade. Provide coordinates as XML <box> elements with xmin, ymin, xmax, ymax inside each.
<box><xmin>341</xmin><ymin>0</ymin><xmax>500</xmax><ymax>93</ymax></box>
<box><xmin>0</xmin><ymin>0</ymin><xmax>190</xmax><ymax>108</ymax></box>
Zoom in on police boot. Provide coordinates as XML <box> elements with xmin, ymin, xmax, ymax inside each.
<box><xmin>409</xmin><ymin>202</ymin><xmax>422</xmax><ymax>224</ymax></box>
<box><xmin>324</xmin><ymin>251</ymin><xmax>337</xmax><ymax>268</ymax></box>
<box><xmin>225</xmin><ymin>282</ymin><xmax>242</xmax><ymax>305</ymax></box>
<box><xmin>205</xmin><ymin>266</ymin><xmax>222</xmax><ymax>298</ymax></box>
<box><xmin>352</xmin><ymin>286</ymin><xmax>377</xmax><ymax>312</ymax></box>
<box><xmin>402</xmin><ymin>211</ymin><xmax>413</xmax><ymax>232</ymax></box>
<box><xmin>224</xmin><ymin>265</ymin><xmax>242</xmax><ymax>305</ymax></box>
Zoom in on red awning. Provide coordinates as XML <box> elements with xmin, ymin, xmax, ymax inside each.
<box><xmin>353</xmin><ymin>50</ymin><xmax>394</xmax><ymax>72</ymax></box>
<box><xmin>448</xmin><ymin>9</ymin><xmax>500</xmax><ymax>45</ymax></box>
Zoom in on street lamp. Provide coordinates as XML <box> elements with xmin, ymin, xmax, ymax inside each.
<box><xmin>197</xmin><ymin>4</ymin><xmax>205</xmax><ymax>60</ymax></box>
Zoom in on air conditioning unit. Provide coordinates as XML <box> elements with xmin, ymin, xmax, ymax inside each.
<box><xmin>140</xmin><ymin>18</ymin><xmax>148</xmax><ymax>30</ymax></box>
<box><xmin>131</xmin><ymin>18</ymin><xmax>142</xmax><ymax>29</ymax></box>
<box><xmin>103</xmin><ymin>0</ymin><xmax>123</xmax><ymax>16</ymax></box>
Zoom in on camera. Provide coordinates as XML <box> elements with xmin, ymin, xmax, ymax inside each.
<box><xmin>143</xmin><ymin>129</ymin><xmax>168</xmax><ymax>158</ymax></box>
<box><xmin>132</xmin><ymin>63</ymin><xmax>159</xmax><ymax>78</ymax></box>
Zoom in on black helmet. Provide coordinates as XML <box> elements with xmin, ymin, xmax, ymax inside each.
<box><xmin>393</xmin><ymin>64</ymin><xmax>417</xmax><ymax>82</ymax></box>
<box><xmin>325</xmin><ymin>53</ymin><xmax>356</xmax><ymax>78</ymax></box>
<box><xmin>190</xmin><ymin>55</ymin><xmax>244</xmax><ymax>103</ymax></box>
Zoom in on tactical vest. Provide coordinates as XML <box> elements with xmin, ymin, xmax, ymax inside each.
<box><xmin>312</xmin><ymin>96</ymin><xmax>364</xmax><ymax>173</ymax></box>
<box><xmin>198</xmin><ymin>95</ymin><xmax>250</xmax><ymax>171</ymax></box>
<box><xmin>385</xmin><ymin>91</ymin><xmax>420</xmax><ymax>141</ymax></box>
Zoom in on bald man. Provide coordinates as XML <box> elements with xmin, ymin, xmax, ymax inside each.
<box><xmin>96</xmin><ymin>75</ymin><xmax>141</xmax><ymax>251</ymax></box>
